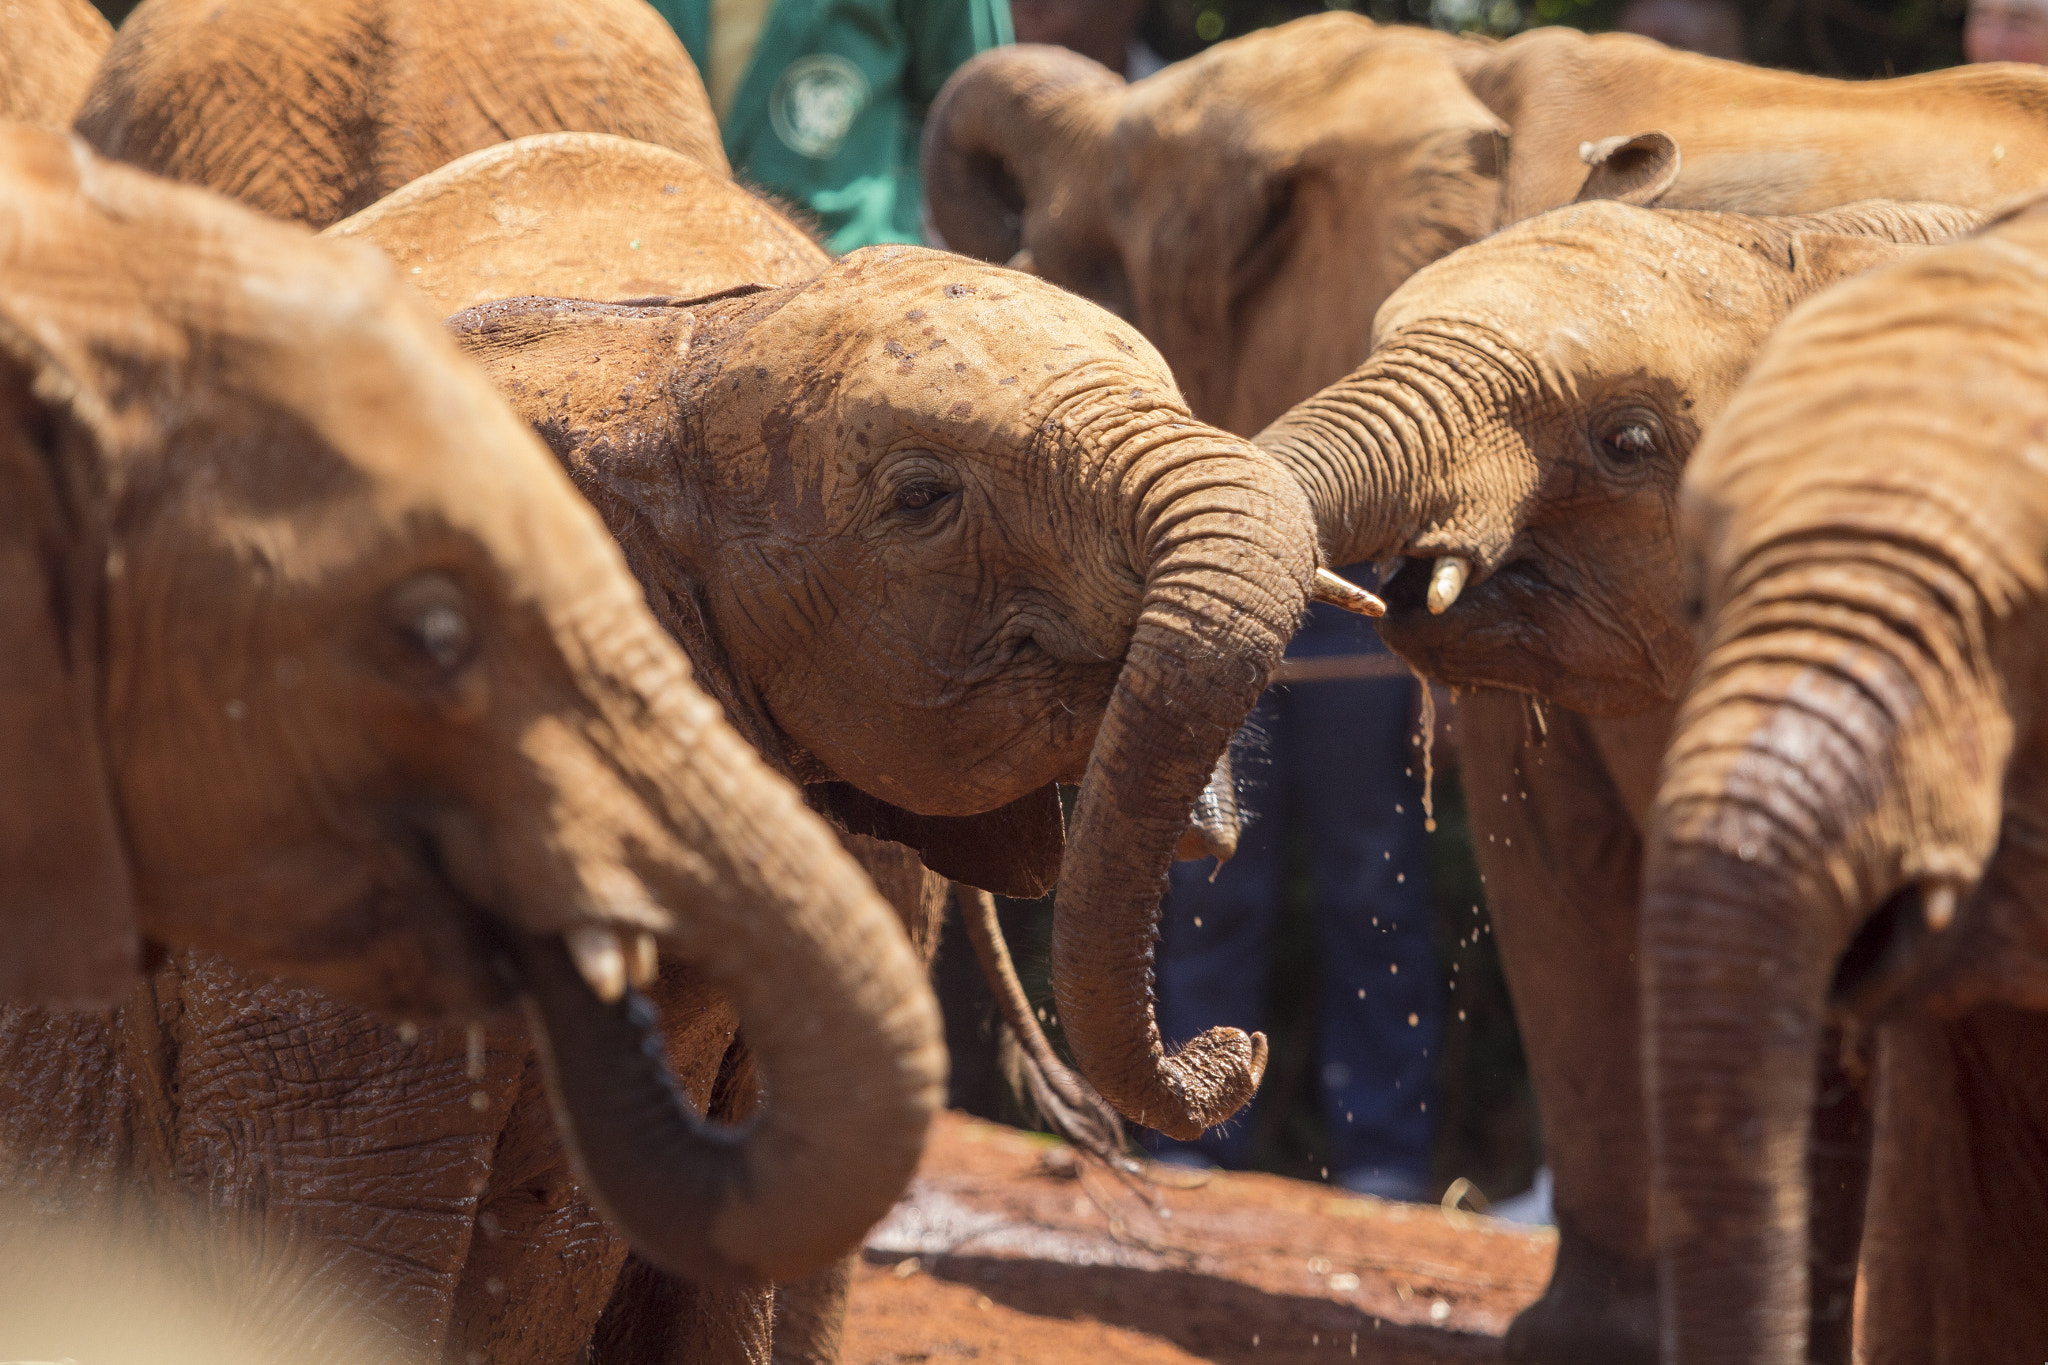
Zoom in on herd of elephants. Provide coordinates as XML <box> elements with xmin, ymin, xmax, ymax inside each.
<box><xmin>3</xmin><ymin>0</ymin><xmax>2048</xmax><ymax>1362</ymax></box>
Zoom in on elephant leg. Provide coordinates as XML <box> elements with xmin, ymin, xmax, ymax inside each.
<box><xmin>1468</xmin><ymin>694</ymin><xmax>1871</xmax><ymax>1365</ymax></box>
<box><xmin>834</xmin><ymin>830</ymin><xmax>951</xmax><ymax>967</ymax></box>
<box><xmin>768</xmin><ymin>1256</ymin><xmax>854</xmax><ymax>1365</ymax></box>
<box><xmin>1805</xmin><ymin>1029</ymin><xmax>1873</xmax><ymax>1365</ymax></box>
<box><xmin>591</xmin><ymin>1253</ymin><xmax>774</xmax><ymax>1365</ymax></box>
<box><xmin>444</xmin><ymin>1045</ymin><xmax>632</xmax><ymax>1365</ymax></box>
<box><xmin>1861</xmin><ymin>1008</ymin><xmax>2048</xmax><ymax>1365</ymax></box>
<box><xmin>1458</xmin><ymin>693</ymin><xmax>1658</xmax><ymax>1365</ymax></box>
<box><xmin>760</xmin><ymin>835</ymin><xmax>938</xmax><ymax>1365</ymax></box>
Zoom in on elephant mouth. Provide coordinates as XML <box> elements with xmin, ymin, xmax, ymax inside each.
<box><xmin>1377</xmin><ymin>553</ymin><xmax>1672</xmax><ymax>714</ymax></box>
<box><xmin>1826</xmin><ymin>880</ymin><xmax>1980</xmax><ymax>1024</ymax></box>
<box><xmin>1375</xmin><ymin>550</ymin><xmax>1536</xmax><ymax>660</ymax></box>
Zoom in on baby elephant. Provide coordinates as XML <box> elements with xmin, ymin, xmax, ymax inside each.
<box><xmin>1649</xmin><ymin>195</ymin><xmax>2048</xmax><ymax>1365</ymax></box>
<box><xmin>1239</xmin><ymin>188</ymin><xmax>1979</xmax><ymax>1365</ymax></box>
<box><xmin>0</xmin><ymin>124</ymin><xmax>939</xmax><ymax>1298</ymax></box>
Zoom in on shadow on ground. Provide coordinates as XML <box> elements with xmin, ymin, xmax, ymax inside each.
<box><xmin>871</xmin><ymin>1248</ymin><xmax>1502</xmax><ymax>1364</ymax></box>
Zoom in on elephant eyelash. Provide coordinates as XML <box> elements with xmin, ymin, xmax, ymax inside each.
<box><xmin>384</xmin><ymin>573</ymin><xmax>481</xmax><ymax>676</ymax></box>
<box><xmin>1599</xmin><ymin>422</ymin><xmax>1659</xmax><ymax>463</ymax></box>
<box><xmin>893</xmin><ymin>482</ymin><xmax>956</xmax><ymax>515</ymax></box>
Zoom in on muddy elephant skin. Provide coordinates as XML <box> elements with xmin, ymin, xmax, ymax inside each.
<box><xmin>325</xmin><ymin>133</ymin><xmax>831</xmax><ymax>313</ymax></box>
<box><xmin>339</xmin><ymin>136</ymin><xmax>1254</xmax><ymax>1360</ymax></box>
<box><xmin>0</xmin><ymin>124</ymin><xmax>942</xmax><ymax>1329</ymax></box>
<box><xmin>1255</xmin><ymin>193</ymin><xmax>1968</xmax><ymax>1365</ymax></box>
<box><xmin>0</xmin><ymin>131</ymin><xmax>1316</xmax><ymax>1363</ymax></box>
<box><xmin>926</xmin><ymin>14</ymin><xmax>2048</xmax><ymax>436</ymax></box>
<box><xmin>1647</xmin><ymin>195</ymin><xmax>2048</xmax><ymax>1365</ymax></box>
<box><xmin>448</xmin><ymin>244</ymin><xmax>1322</xmax><ymax>1141</ymax></box>
<box><xmin>75</xmin><ymin>0</ymin><xmax>728</xmax><ymax>229</ymax></box>
<box><xmin>925</xmin><ymin>20</ymin><xmax>1504</xmax><ymax>437</ymax></box>
<box><xmin>0</xmin><ymin>0</ymin><xmax>110</xmax><ymax>131</ymax></box>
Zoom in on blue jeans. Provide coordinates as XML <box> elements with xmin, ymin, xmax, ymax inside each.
<box><xmin>1146</xmin><ymin>591</ymin><xmax>1439</xmax><ymax>1191</ymax></box>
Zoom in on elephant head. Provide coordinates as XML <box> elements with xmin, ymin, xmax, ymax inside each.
<box><xmin>1256</xmin><ymin>183</ymin><xmax>1981</xmax><ymax>717</ymax></box>
<box><xmin>0</xmin><ymin>127</ymin><xmax>940</xmax><ymax>1284</ymax></box>
<box><xmin>447</xmin><ymin>248</ymin><xmax>1325</xmax><ymax>1138</ymax></box>
<box><xmin>922</xmin><ymin>17</ymin><xmax>1506</xmax><ymax>435</ymax></box>
<box><xmin>1643</xmin><ymin>198</ymin><xmax>2048</xmax><ymax>1364</ymax></box>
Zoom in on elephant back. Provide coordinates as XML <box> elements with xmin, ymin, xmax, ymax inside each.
<box><xmin>0</xmin><ymin>0</ymin><xmax>111</xmax><ymax>132</ymax></box>
<box><xmin>77</xmin><ymin>0</ymin><xmax>729</xmax><ymax>228</ymax></box>
<box><xmin>326</xmin><ymin>133</ymin><xmax>826</xmax><ymax>311</ymax></box>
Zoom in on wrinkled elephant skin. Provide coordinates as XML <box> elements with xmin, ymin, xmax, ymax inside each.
<box><xmin>0</xmin><ymin>134</ymin><xmax>1318</xmax><ymax>1360</ymax></box>
<box><xmin>0</xmin><ymin>123</ymin><xmax>943</xmax><ymax>1336</ymax></box>
<box><xmin>77</xmin><ymin>0</ymin><xmax>728</xmax><ymax>228</ymax></box>
<box><xmin>926</xmin><ymin>15</ymin><xmax>2048</xmax><ymax>438</ymax></box>
<box><xmin>445</xmin><ymin>243</ymin><xmax>1322</xmax><ymax>1142</ymax></box>
<box><xmin>1247</xmin><ymin>195</ymin><xmax>1977</xmax><ymax>1365</ymax></box>
<box><xmin>1648</xmin><ymin>195</ymin><xmax>2048</xmax><ymax>1365</ymax></box>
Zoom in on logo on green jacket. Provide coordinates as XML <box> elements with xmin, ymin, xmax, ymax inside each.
<box><xmin>770</xmin><ymin>54</ymin><xmax>872</xmax><ymax>161</ymax></box>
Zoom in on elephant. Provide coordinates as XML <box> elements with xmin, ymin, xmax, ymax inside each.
<box><xmin>0</xmin><ymin>0</ymin><xmax>110</xmax><ymax>131</ymax></box>
<box><xmin>923</xmin><ymin>13</ymin><xmax>2048</xmax><ymax>436</ymax></box>
<box><xmin>1646</xmin><ymin>194</ymin><xmax>2048</xmax><ymax>1365</ymax></box>
<box><xmin>0</xmin><ymin>113</ymin><xmax>947</xmax><ymax>1356</ymax></box>
<box><xmin>0</xmin><ymin>130</ymin><xmax>1330</xmax><ymax>1364</ymax></box>
<box><xmin>1033</xmin><ymin>173</ymin><xmax>1977</xmax><ymax>1363</ymax></box>
<box><xmin>74</xmin><ymin>0</ymin><xmax>729</xmax><ymax>229</ymax></box>
<box><xmin>325</xmin><ymin>133</ymin><xmax>830</xmax><ymax>312</ymax></box>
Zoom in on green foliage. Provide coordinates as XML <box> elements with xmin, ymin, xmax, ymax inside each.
<box><xmin>1141</xmin><ymin>0</ymin><xmax>1969</xmax><ymax>76</ymax></box>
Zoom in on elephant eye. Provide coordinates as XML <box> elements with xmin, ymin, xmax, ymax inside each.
<box><xmin>386</xmin><ymin>573</ymin><xmax>479</xmax><ymax>673</ymax></box>
<box><xmin>412</xmin><ymin>605</ymin><xmax>474</xmax><ymax>670</ymax></box>
<box><xmin>1601</xmin><ymin>421</ymin><xmax>1658</xmax><ymax>463</ymax></box>
<box><xmin>894</xmin><ymin>482</ymin><xmax>954</xmax><ymax>515</ymax></box>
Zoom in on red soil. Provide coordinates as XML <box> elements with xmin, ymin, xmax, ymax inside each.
<box><xmin>846</xmin><ymin>1111</ymin><xmax>1556</xmax><ymax>1365</ymax></box>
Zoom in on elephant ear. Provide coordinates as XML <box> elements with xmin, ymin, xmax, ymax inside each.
<box><xmin>921</xmin><ymin>44</ymin><xmax>1125</xmax><ymax>308</ymax></box>
<box><xmin>1573</xmin><ymin>131</ymin><xmax>1680</xmax><ymax>207</ymax></box>
<box><xmin>1782</xmin><ymin>233</ymin><xmax>1928</xmax><ymax>295</ymax></box>
<box><xmin>1775</xmin><ymin>202</ymin><xmax>1987</xmax><ymax>297</ymax></box>
<box><xmin>814</xmin><ymin>783</ymin><xmax>1066</xmax><ymax>899</ymax></box>
<box><xmin>0</xmin><ymin>329</ymin><xmax>140</xmax><ymax>1007</ymax></box>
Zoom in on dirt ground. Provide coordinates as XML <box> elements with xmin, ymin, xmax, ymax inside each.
<box><xmin>846</xmin><ymin>1112</ymin><xmax>1556</xmax><ymax>1365</ymax></box>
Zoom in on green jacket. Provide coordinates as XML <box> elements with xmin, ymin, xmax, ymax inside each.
<box><xmin>652</xmin><ymin>0</ymin><xmax>1011</xmax><ymax>252</ymax></box>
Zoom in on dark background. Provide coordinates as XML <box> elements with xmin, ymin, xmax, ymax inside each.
<box><xmin>1138</xmin><ymin>0</ymin><xmax>1969</xmax><ymax>74</ymax></box>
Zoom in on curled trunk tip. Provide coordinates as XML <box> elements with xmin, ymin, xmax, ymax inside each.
<box><xmin>1048</xmin><ymin>440</ymin><xmax>1317</xmax><ymax>1140</ymax></box>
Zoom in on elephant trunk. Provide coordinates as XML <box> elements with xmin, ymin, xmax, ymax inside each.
<box><xmin>1641</xmin><ymin>818</ymin><xmax>1838</xmax><ymax>1364</ymax></box>
<box><xmin>1642</xmin><ymin>559</ymin><xmax>2003</xmax><ymax>1362</ymax></box>
<box><xmin>921</xmin><ymin>44</ymin><xmax>1121</xmax><ymax>266</ymax></box>
<box><xmin>1051</xmin><ymin>429</ymin><xmax>1316</xmax><ymax>1140</ymax></box>
<box><xmin>519</xmin><ymin>601</ymin><xmax>944</xmax><ymax>1284</ymax></box>
<box><xmin>1254</xmin><ymin>344</ymin><xmax>1469</xmax><ymax>570</ymax></box>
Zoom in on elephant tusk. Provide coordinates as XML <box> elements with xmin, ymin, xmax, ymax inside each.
<box><xmin>627</xmin><ymin>932</ymin><xmax>659</xmax><ymax>989</ymax></box>
<box><xmin>1922</xmin><ymin>882</ymin><xmax>1958</xmax><ymax>932</ymax></box>
<box><xmin>1427</xmin><ymin>556</ymin><xmax>1470</xmax><ymax>615</ymax></box>
<box><xmin>1312</xmin><ymin>567</ymin><xmax>1387</xmax><ymax>618</ymax></box>
<box><xmin>1005</xmin><ymin>248</ymin><xmax>1037</xmax><ymax>275</ymax></box>
<box><xmin>567</xmin><ymin>925</ymin><xmax>628</xmax><ymax>1004</ymax></box>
